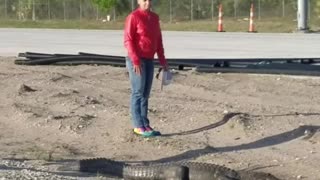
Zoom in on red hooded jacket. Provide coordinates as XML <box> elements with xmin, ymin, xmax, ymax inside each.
<box><xmin>124</xmin><ymin>8</ymin><xmax>167</xmax><ymax>66</ymax></box>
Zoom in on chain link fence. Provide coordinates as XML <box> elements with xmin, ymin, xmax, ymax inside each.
<box><xmin>154</xmin><ymin>0</ymin><xmax>318</xmax><ymax>23</ymax></box>
<box><xmin>0</xmin><ymin>0</ymin><xmax>101</xmax><ymax>21</ymax></box>
<box><xmin>0</xmin><ymin>0</ymin><xmax>318</xmax><ymax>23</ymax></box>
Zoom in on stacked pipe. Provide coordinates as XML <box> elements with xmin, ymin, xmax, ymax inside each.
<box><xmin>16</xmin><ymin>52</ymin><xmax>126</xmax><ymax>67</ymax></box>
<box><xmin>15</xmin><ymin>52</ymin><xmax>320</xmax><ymax>76</ymax></box>
<box><xmin>15</xmin><ymin>52</ymin><xmax>215</xmax><ymax>69</ymax></box>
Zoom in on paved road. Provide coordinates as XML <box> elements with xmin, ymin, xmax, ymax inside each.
<box><xmin>0</xmin><ymin>28</ymin><xmax>319</xmax><ymax>58</ymax></box>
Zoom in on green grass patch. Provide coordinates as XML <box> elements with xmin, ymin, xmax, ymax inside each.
<box><xmin>0</xmin><ymin>19</ymin><xmax>125</xmax><ymax>30</ymax></box>
<box><xmin>0</xmin><ymin>18</ymin><xmax>319</xmax><ymax>33</ymax></box>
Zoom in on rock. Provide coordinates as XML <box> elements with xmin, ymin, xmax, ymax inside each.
<box><xmin>18</xmin><ymin>84</ymin><xmax>37</xmax><ymax>94</ymax></box>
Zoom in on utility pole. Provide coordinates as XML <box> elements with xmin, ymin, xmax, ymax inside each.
<box><xmin>297</xmin><ymin>0</ymin><xmax>309</xmax><ymax>32</ymax></box>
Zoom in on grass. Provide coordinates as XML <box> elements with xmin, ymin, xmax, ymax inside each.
<box><xmin>0</xmin><ymin>19</ymin><xmax>125</xmax><ymax>30</ymax></box>
<box><xmin>161</xmin><ymin>18</ymin><xmax>298</xmax><ymax>33</ymax></box>
<box><xmin>0</xmin><ymin>17</ymin><xmax>319</xmax><ymax>33</ymax></box>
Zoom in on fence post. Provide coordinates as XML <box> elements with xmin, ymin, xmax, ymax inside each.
<box><xmin>5</xmin><ymin>0</ymin><xmax>7</xmax><ymax>18</ymax></box>
<box><xmin>80</xmin><ymin>0</ymin><xmax>82</xmax><ymax>21</ymax></box>
<box><xmin>258</xmin><ymin>0</ymin><xmax>261</xmax><ymax>20</ymax></box>
<box><xmin>32</xmin><ymin>0</ymin><xmax>36</xmax><ymax>21</ymax></box>
<box><xmin>234</xmin><ymin>0</ymin><xmax>237</xmax><ymax>18</ymax></box>
<box><xmin>211</xmin><ymin>0</ymin><xmax>214</xmax><ymax>21</ymax></box>
<box><xmin>308</xmin><ymin>1</ymin><xmax>310</xmax><ymax>20</ymax></box>
<box><xmin>48</xmin><ymin>0</ymin><xmax>51</xmax><ymax>20</ymax></box>
<box><xmin>282</xmin><ymin>0</ymin><xmax>285</xmax><ymax>17</ymax></box>
<box><xmin>63</xmin><ymin>0</ymin><xmax>66</xmax><ymax>21</ymax></box>
<box><xmin>169</xmin><ymin>0</ymin><xmax>172</xmax><ymax>23</ymax></box>
<box><xmin>190</xmin><ymin>0</ymin><xmax>193</xmax><ymax>21</ymax></box>
<box><xmin>131</xmin><ymin>0</ymin><xmax>134</xmax><ymax>11</ymax></box>
<box><xmin>18</xmin><ymin>0</ymin><xmax>21</xmax><ymax>20</ymax></box>
<box><xmin>96</xmin><ymin>6</ymin><xmax>99</xmax><ymax>21</ymax></box>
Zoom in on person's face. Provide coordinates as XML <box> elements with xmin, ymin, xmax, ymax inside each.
<box><xmin>137</xmin><ymin>0</ymin><xmax>152</xmax><ymax>11</ymax></box>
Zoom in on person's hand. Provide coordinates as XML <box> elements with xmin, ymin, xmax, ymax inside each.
<box><xmin>133</xmin><ymin>64</ymin><xmax>142</xmax><ymax>75</ymax></box>
<box><xmin>162</xmin><ymin>64</ymin><xmax>169</xmax><ymax>71</ymax></box>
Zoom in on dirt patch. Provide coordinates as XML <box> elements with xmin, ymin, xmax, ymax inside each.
<box><xmin>0</xmin><ymin>57</ymin><xmax>320</xmax><ymax>179</ymax></box>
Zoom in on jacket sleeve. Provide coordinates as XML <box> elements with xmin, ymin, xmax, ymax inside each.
<box><xmin>156</xmin><ymin>20</ymin><xmax>167</xmax><ymax>67</ymax></box>
<box><xmin>124</xmin><ymin>14</ymin><xmax>140</xmax><ymax>66</ymax></box>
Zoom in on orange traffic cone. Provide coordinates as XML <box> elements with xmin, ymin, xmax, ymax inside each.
<box><xmin>217</xmin><ymin>4</ymin><xmax>225</xmax><ymax>32</ymax></box>
<box><xmin>248</xmin><ymin>3</ymin><xmax>257</xmax><ymax>33</ymax></box>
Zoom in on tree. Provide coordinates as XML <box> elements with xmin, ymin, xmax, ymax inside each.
<box><xmin>92</xmin><ymin>0</ymin><xmax>129</xmax><ymax>16</ymax></box>
<box><xmin>92</xmin><ymin>0</ymin><xmax>117</xmax><ymax>11</ymax></box>
<box><xmin>316</xmin><ymin>0</ymin><xmax>320</xmax><ymax>18</ymax></box>
<box><xmin>14</xmin><ymin>0</ymin><xmax>34</xmax><ymax>21</ymax></box>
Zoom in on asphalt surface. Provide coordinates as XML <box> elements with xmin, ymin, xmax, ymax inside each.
<box><xmin>0</xmin><ymin>28</ymin><xmax>320</xmax><ymax>59</ymax></box>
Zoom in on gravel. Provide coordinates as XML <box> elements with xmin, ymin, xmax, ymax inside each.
<box><xmin>0</xmin><ymin>159</ymin><xmax>118</xmax><ymax>180</ymax></box>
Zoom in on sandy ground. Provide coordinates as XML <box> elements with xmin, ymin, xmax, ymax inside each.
<box><xmin>0</xmin><ymin>56</ymin><xmax>320</xmax><ymax>179</ymax></box>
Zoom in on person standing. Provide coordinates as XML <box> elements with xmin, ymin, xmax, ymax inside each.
<box><xmin>124</xmin><ymin>0</ymin><xmax>168</xmax><ymax>137</ymax></box>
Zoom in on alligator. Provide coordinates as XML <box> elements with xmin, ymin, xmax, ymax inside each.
<box><xmin>66</xmin><ymin>158</ymin><xmax>281</xmax><ymax>180</ymax></box>
<box><xmin>123</xmin><ymin>161</ymin><xmax>239</xmax><ymax>180</ymax></box>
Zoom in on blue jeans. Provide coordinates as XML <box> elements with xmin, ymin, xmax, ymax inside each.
<box><xmin>126</xmin><ymin>57</ymin><xmax>154</xmax><ymax>128</ymax></box>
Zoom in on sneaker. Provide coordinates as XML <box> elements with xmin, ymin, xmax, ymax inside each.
<box><xmin>145</xmin><ymin>126</ymin><xmax>161</xmax><ymax>136</ymax></box>
<box><xmin>133</xmin><ymin>127</ymin><xmax>153</xmax><ymax>137</ymax></box>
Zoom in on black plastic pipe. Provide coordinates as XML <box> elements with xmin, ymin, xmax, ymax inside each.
<box><xmin>195</xmin><ymin>66</ymin><xmax>320</xmax><ymax>76</ymax></box>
